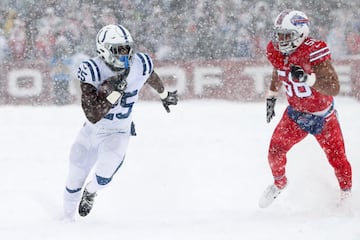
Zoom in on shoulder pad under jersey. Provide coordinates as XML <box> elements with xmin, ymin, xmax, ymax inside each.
<box><xmin>76</xmin><ymin>58</ymin><xmax>102</xmax><ymax>86</ymax></box>
<box><xmin>307</xmin><ymin>39</ymin><xmax>331</xmax><ymax>64</ymax></box>
<box><xmin>133</xmin><ymin>52</ymin><xmax>154</xmax><ymax>77</ymax></box>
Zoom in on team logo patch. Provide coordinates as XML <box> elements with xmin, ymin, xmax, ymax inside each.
<box><xmin>291</xmin><ymin>15</ymin><xmax>309</xmax><ymax>26</ymax></box>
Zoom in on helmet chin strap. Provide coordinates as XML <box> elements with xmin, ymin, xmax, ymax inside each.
<box><xmin>105</xmin><ymin>62</ymin><xmax>128</xmax><ymax>73</ymax></box>
<box><xmin>119</xmin><ymin>55</ymin><xmax>130</xmax><ymax>69</ymax></box>
<box><xmin>287</xmin><ymin>42</ymin><xmax>297</xmax><ymax>54</ymax></box>
<box><xmin>106</xmin><ymin>55</ymin><xmax>131</xmax><ymax>72</ymax></box>
<box><xmin>280</xmin><ymin>42</ymin><xmax>297</xmax><ymax>55</ymax></box>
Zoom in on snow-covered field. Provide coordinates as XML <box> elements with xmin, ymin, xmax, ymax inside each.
<box><xmin>0</xmin><ymin>97</ymin><xmax>359</xmax><ymax>240</ymax></box>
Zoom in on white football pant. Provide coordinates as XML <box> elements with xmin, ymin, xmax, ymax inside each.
<box><xmin>63</xmin><ymin>123</ymin><xmax>130</xmax><ymax>219</ymax></box>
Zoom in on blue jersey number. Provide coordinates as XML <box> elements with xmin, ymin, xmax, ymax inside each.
<box><xmin>115</xmin><ymin>90</ymin><xmax>137</xmax><ymax>119</ymax></box>
<box><xmin>104</xmin><ymin>90</ymin><xmax>138</xmax><ymax>120</ymax></box>
<box><xmin>77</xmin><ymin>67</ymin><xmax>87</xmax><ymax>82</ymax></box>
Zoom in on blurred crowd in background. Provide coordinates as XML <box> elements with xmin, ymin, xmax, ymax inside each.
<box><xmin>1</xmin><ymin>0</ymin><xmax>360</xmax><ymax>65</ymax></box>
<box><xmin>0</xmin><ymin>0</ymin><xmax>359</xmax><ymax>105</ymax></box>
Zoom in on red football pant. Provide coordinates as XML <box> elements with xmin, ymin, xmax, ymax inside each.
<box><xmin>268</xmin><ymin>110</ymin><xmax>352</xmax><ymax>191</ymax></box>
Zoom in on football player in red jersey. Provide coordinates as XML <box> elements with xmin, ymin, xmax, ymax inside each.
<box><xmin>259</xmin><ymin>10</ymin><xmax>352</xmax><ymax>208</ymax></box>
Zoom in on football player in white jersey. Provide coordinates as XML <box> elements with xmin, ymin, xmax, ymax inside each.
<box><xmin>63</xmin><ymin>24</ymin><xmax>178</xmax><ymax>220</ymax></box>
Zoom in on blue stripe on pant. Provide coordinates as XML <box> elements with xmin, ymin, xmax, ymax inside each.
<box><xmin>95</xmin><ymin>158</ymin><xmax>124</xmax><ymax>185</ymax></box>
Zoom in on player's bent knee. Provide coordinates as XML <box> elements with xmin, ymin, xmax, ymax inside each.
<box><xmin>70</xmin><ymin>143</ymin><xmax>88</xmax><ymax>166</ymax></box>
<box><xmin>96</xmin><ymin>175</ymin><xmax>112</xmax><ymax>185</ymax></box>
<box><xmin>65</xmin><ymin>186</ymin><xmax>82</xmax><ymax>193</ymax></box>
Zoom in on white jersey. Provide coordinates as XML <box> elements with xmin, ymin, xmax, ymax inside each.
<box><xmin>76</xmin><ymin>52</ymin><xmax>154</xmax><ymax>133</ymax></box>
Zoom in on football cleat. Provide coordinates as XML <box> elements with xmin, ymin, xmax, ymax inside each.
<box><xmin>340</xmin><ymin>189</ymin><xmax>352</xmax><ymax>202</ymax></box>
<box><xmin>336</xmin><ymin>189</ymin><xmax>353</xmax><ymax>216</ymax></box>
<box><xmin>338</xmin><ymin>189</ymin><xmax>352</xmax><ymax>207</ymax></box>
<box><xmin>78</xmin><ymin>188</ymin><xmax>97</xmax><ymax>217</ymax></box>
<box><xmin>259</xmin><ymin>184</ymin><xmax>286</xmax><ymax>208</ymax></box>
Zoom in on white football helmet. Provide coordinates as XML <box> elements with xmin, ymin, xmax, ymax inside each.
<box><xmin>272</xmin><ymin>10</ymin><xmax>310</xmax><ymax>54</ymax></box>
<box><xmin>96</xmin><ymin>24</ymin><xmax>134</xmax><ymax>72</ymax></box>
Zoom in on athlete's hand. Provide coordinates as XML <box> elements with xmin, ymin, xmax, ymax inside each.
<box><xmin>290</xmin><ymin>65</ymin><xmax>316</xmax><ymax>86</ymax></box>
<box><xmin>266</xmin><ymin>97</ymin><xmax>276</xmax><ymax>123</ymax></box>
<box><xmin>100</xmin><ymin>74</ymin><xmax>128</xmax><ymax>104</ymax></box>
<box><xmin>161</xmin><ymin>90</ymin><xmax>178</xmax><ymax>113</ymax></box>
<box><xmin>290</xmin><ymin>65</ymin><xmax>306</xmax><ymax>82</ymax></box>
<box><xmin>107</xmin><ymin>74</ymin><xmax>128</xmax><ymax>92</ymax></box>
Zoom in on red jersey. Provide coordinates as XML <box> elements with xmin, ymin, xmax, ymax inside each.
<box><xmin>266</xmin><ymin>37</ymin><xmax>333</xmax><ymax>113</ymax></box>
